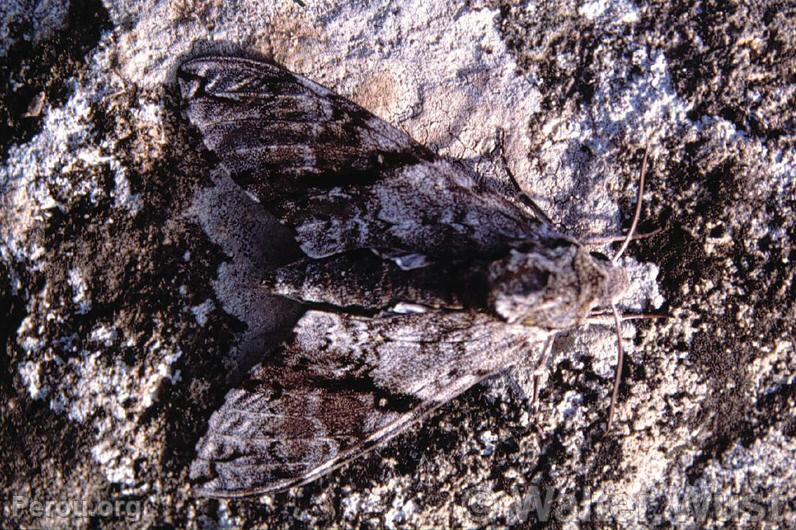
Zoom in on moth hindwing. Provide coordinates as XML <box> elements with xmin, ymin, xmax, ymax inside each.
<box><xmin>178</xmin><ymin>55</ymin><xmax>631</xmax><ymax>497</ymax></box>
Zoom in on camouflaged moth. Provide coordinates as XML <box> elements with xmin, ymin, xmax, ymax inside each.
<box><xmin>178</xmin><ymin>55</ymin><xmax>651</xmax><ymax>497</ymax></box>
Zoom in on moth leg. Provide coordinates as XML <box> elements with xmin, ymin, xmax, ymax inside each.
<box><xmin>507</xmin><ymin>336</ymin><xmax>554</xmax><ymax>411</ymax></box>
<box><xmin>607</xmin><ymin>304</ymin><xmax>626</xmax><ymax>431</ymax></box>
<box><xmin>585</xmin><ymin>310</ymin><xmax>669</xmax><ymax>327</ymax></box>
<box><xmin>502</xmin><ymin>372</ymin><xmax>528</xmax><ymax>403</ymax></box>
<box><xmin>531</xmin><ymin>336</ymin><xmax>555</xmax><ymax>411</ymax></box>
<box><xmin>581</xmin><ymin>227</ymin><xmax>662</xmax><ymax>246</ymax></box>
<box><xmin>495</xmin><ymin>128</ymin><xmax>554</xmax><ymax>225</ymax></box>
<box><xmin>531</xmin><ymin>376</ymin><xmax>540</xmax><ymax>406</ymax></box>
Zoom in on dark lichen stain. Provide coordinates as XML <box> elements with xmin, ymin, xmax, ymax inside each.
<box><xmin>0</xmin><ymin>261</ymin><xmax>102</xmax><ymax>526</ymax></box>
<box><xmin>87</xmin><ymin>86</ymin><xmax>244</xmax><ymax>485</ymax></box>
<box><xmin>645</xmin><ymin>0</ymin><xmax>796</xmax><ymax>140</ymax></box>
<box><xmin>0</xmin><ymin>261</ymin><xmax>24</xmax><ymax>399</ymax></box>
<box><xmin>636</xmin><ymin>135</ymin><xmax>795</xmax><ymax>483</ymax></box>
<box><xmin>0</xmin><ymin>77</ymin><xmax>243</xmax><ymax>527</ymax></box>
<box><xmin>0</xmin><ymin>0</ymin><xmax>111</xmax><ymax>161</ymax></box>
<box><xmin>493</xmin><ymin>0</ymin><xmax>600</xmax><ymax>127</ymax></box>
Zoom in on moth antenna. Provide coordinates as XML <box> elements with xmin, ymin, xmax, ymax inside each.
<box><xmin>608</xmin><ymin>140</ymin><xmax>653</xmax><ymax>427</ymax></box>
<box><xmin>612</xmin><ymin>142</ymin><xmax>651</xmax><ymax>264</ymax></box>
<box><xmin>607</xmin><ymin>304</ymin><xmax>625</xmax><ymax>431</ymax></box>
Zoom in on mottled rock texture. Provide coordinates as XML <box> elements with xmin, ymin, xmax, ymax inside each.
<box><xmin>1</xmin><ymin>0</ymin><xmax>794</xmax><ymax>528</ymax></box>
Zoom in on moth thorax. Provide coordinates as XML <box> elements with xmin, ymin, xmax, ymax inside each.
<box><xmin>487</xmin><ymin>245</ymin><xmax>618</xmax><ymax>329</ymax></box>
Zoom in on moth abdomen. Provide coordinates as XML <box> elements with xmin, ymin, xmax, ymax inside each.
<box><xmin>264</xmin><ymin>249</ymin><xmax>490</xmax><ymax>312</ymax></box>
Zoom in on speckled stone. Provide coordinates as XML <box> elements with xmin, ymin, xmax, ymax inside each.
<box><xmin>1</xmin><ymin>0</ymin><xmax>793</xmax><ymax>528</ymax></box>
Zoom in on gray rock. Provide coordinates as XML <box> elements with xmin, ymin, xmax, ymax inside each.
<box><xmin>1</xmin><ymin>0</ymin><xmax>793</xmax><ymax>527</ymax></box>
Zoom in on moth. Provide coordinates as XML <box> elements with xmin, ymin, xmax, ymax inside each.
<box><xmin>178</xmin><ymin>55</ymin><xmax>651</xmax><ymax>498</ymax></box>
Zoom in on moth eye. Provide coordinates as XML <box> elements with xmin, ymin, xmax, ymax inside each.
<box><xmin>589</xmin><ymin>251</ymin><xmax>610</xmax><ymax>262</ymax></box>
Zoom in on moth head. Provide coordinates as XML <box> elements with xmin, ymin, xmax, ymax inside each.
<box><xmin>487</xmin><ymin>240</ymin><xmax>628</xmax><ymax>329</ymax></box>
<box><xmin>589</xmin><ymin>250</ymin><xmax>630</xmax><ymax>308</ymax></box>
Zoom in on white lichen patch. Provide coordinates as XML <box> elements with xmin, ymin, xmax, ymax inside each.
<box><xmin>77</xmin><ymin>148</ymin><xmax>143</xmax><ymax>213</ymax></box>
<box><xmin>61</xmin><ymin>340</ymin><xmax>182</xmax><ymax>489</ymax></box>
<box><xmin>18</xmin><ymin>360</ymin><xmax>47</xmax><ymax>400</ymax></box>
<box><xmin>190</xmin><ymin>298</ymin><xmax>215</xmax><ymax>327</ymax></box>
<box><xmin>579</xmin><ymin>0</ymin><xmax>640</xmax><ymax>24</ymax></box>
<box><xmin>89</xmin><ymin>324</ymin><xmax>118</xmax><ymax>346</ymax></box>
<box><xmin>751</xmin><ymin>340</ymin><xmax>795</xmax><ymax>397</ymax></box>
<box><xmin>1</xmin><ymin>84</ymin><xmax>93</xmax><ymax>259</ymax></box>
<box><xmin>530</xmin><ymin>46</ymin><xmax>690</xmax><ymax>237</ymax></box>
<box><xmin>609</xmin><ymin>256</ymin><xmax>666</xmax><ymax>313</ymax></box>
<box><xmin>638</xmin><ymin>426</ymin><xmax>796</xmax><ymax>527</ymax></box>
<box><xmin>59</xmin><ymin>339</ymin><xmax>181</xmax><ymax>423</ymax></box>
<box><xmin>67</xmin><ymin>268</ymin><xmax>92</xmax><ymax>315</ymax></box>
<box><xmin>12</xmin><ymin>278</ymin><xmax>184</xmax><ymax>489</ymax></box>
<box><xmin>91</xmin><ymin>440</ymin><xmax>135</xmax><ymax>486</ymax></box>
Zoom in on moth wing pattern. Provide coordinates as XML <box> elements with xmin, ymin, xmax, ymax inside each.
<box><xmin>178</xmin><ymin>56</ymin><xmax>543</xmax><ymax>262</ymax></box>
<box><xmin>190</xmin><ymin>310</ymin><xmax>546</xmax><ymax>497</ymax></box>
<box><xmin>179</xmin><ymin>55</ymin><xmax>558</xmax><ymax>497</ymax></box>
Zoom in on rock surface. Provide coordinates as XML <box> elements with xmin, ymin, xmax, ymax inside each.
<box><xmin>1</xmin><ymin>0</ymin><xmax>794</xmax><ymax>527</ymax></box>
